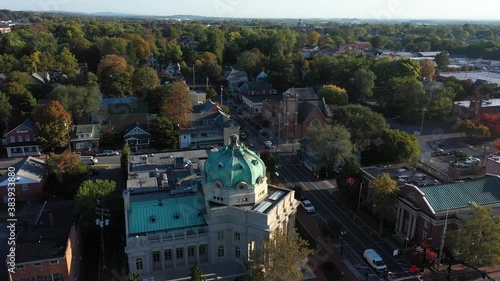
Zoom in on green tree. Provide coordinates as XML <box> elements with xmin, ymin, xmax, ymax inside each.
<box><xmin>236</xmin><ymin>50</ymin><xmax>261</xmax><ymax>77</ymax></box>
<box><xmin>188</xmin><ymin>263</ymin><xmax>205</xmax><ymax>281</ymax></box>
<box><xmin>248</xmin><ymin>227</ymin><xmax>312</xmax><ymax>281</ymax></box>
<box><xmin>0</xmin><ymin>92</ymin><xmax>12</xmax><ymax>125</ymax></box>
<box><xmin>447</xmin><ymin>204</ymin><xmax>500</xmax><ymax>266</ymax></box>
<box><xmin>151</xmin><ymin>117</ymin><xmax>178</xmax><ymax>150</ymax></box>
<box><xmin>56</xmin><ymin>47</ymin><xmax>79</xmax><ymax>76</ymax></box>
<box><xmin>195</xmin><ymin>52</ymin><xmax>222</xmax><ymax>80</ymax></box>
<box><xmin>4</xmin><ymin>84</ymin><xmax>37</xmax><ymax>117</ymax></box>
<box><xmin>76</xmin><ymin>179</ymin><xmax>116</xmax><ymax>229</ymax></box>
<box><xmin>385</xmin><ymin>76</ymin><xmax>427</xmax><ymax>122</ymax></box>
<box><xmin>369</xmin><ymin>173</ymin><xmax>399</xmax><ymax>234</ymax></box>
<box><xmin>379</xmin><ymin>128</ymin><xmax>421</xmax><ymax>163</ymax></box>
<box><xmin>458</xmin><ymin>119</ymin><xmax>490</xmax><ymax>138</ymax></box>
<box><xmin>6</xmin><ymin>71</ymin><xmax>33</xmax><ymax>87</ymax></box>
<box><xmin>352</xmin><ymin>68</ymin><xmax>376</xmax><ymax>101</ymax></box>
<box><xmin>158</xmin><ymin>39</ymin><xmax>183</xmax><ymax>64</ymax></box>
<box><xmin>434</xmin><ymin>51</ymin><xmax>450</xmax><ymax>70</ymax></box>
<box><xmin>33</xmin><ymin>101</ymin><xmax>72</xmax><ymax>151</ymax></box>
<box><xmin>419</xmin><ymin>59</ymin><xmax>436</xmax><ymax>81</ymax></box>
<box><xmin>160</xmin><ymin>81</ymin><xmax>192</xmax><ymax>128</ymax></box>
<box><xmin>132</xmin><ymin>66</ymin><xmax>160</xmax><ymax>93</ymax></box>
<box><xmin>317</xmin><ymin>84</ymin><xmax>348</xmax><ymax>105</ymax></box>
<box><xmin>0</xmin><ymin>54</ymin><xmax>18</xmax><ymax>73</ymax></box>
<box><xmin>97</xmin><ymin>55</ymin><xmax>133</xmax><ymax>97</ymax></box>
<box><xmin>201</xmin><ymin>28</ymin><xmax>225</xmax><ymax>63</ymax></box>
<box><xmin>48</xmin><ymin>85</ymin><xmax>102</xmax><ymax>122</ymax></box>
<box><xmin>306</xmin><ymin>30</ymin><xmax>321</xmax><ymax>46</ymax></box>
<box><xmin>333</xmin><ymin>105</ymin><xmax>388</xmax><ymax>147</ymax></box>
<box><xmin>308</xmin><ymin>124</ymin><xmax>353</xmax><ymax>174</ymax></box>
<box><xmin>121</xmin><ymin>144</ymin><xmax>131</xmax><ymax>180</ymax></box>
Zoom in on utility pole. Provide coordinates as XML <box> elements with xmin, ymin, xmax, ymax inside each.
<box><xmin>206</xmin><ymin>77</ymin><xmax>209</xmax><ymax>90</ymax></box>
<box><xmin>96</xmin><ymin>200</ymin><xmax>111</xmax><ymax>269</ymax></box>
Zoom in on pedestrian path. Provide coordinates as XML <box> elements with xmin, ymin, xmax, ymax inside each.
<box><xmin>296</xmin><ymin>208</ymin><xmax>365</xmax><ymax>281</ymax></box>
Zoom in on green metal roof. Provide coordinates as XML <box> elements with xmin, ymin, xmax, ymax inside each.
<box><xmin>420</xmin><ymin>176</ymin><xmax>500</xmax><ymax>212</ymax></box>
<box><xmin>128</xmin><ymin>193</ymin><xmax>206</xmax><ymax>235</ymax></box>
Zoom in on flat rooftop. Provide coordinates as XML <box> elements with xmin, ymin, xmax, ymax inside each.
<box><xmin>454</xmin><ymin>98</ymin><xmax>500</xmax><ymax>108</ymax></box>
<box><xmin>440</xmin><ymin>71</ymin><xmax>500</xmax><ymax>85</ymax></box>
<box><xmin>362</xmin><ymin>165</ymin><xmax>444</xmax><ymax>187</ymax></box>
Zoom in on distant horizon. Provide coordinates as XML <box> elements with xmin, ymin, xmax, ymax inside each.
<box><xmin>1</xmin><ymin>0</ymin><xmax>499</xmax><ymax>21</ymax></box>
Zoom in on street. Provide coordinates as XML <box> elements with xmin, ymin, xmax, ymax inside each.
<box><xmin>278</xmin><ymin>155</ymin><xmax>421</xmax><ymax>281</ymax></box>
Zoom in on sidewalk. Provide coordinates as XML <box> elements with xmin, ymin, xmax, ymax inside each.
<box><xmin>296</xmin><ymin>208</ymin><xmax>364</xmax><ymax>281</ymax></box>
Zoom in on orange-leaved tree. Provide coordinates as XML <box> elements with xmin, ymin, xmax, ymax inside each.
<box><xmin>33</xmin><ymin>101</ymin><xmax>72</xmax><ymax>152</ymax></box>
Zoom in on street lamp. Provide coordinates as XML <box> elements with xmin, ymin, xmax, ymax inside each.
<box><xmin>421</xmin><ymin>237</ymin><xmax>433</xmax><ymax>272</ymax></box>
<box><xmin>420</xmin><ymin>108</ymin><xmax>428</xmax><ymax>136</ymax></box>
<box><xmin>340</xmin><ymin>230</ymin><xmax>347</xmax><ymax>256</ymax></box>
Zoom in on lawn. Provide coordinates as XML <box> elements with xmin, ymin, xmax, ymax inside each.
<box><xmin>0</xmin><ymin>170</ymin><xmax>6</xmax><ymax>176</ymax></box>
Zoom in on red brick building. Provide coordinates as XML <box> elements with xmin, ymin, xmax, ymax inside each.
<box><xmin>0</xmin><ymin>156</ymin><xmax>46</xmax><ymax>204</ymax></box>
<box><xmin>8</xmin><ymin>200</ymin><xmax>82</xmax><ymax>281</ymax></box>
<box><xmin>453</xmin><ymin>98</ymin><xmax>500</xmax><ymax>119</ymax></box>
<box><xmin>2</xmin><ymin>118</ymin><xmax>41</xmax><ymax>158</ymax></box>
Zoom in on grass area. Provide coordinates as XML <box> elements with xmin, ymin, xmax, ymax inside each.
<box><xmin>296</xmin><ymin>219</ymin><xmax>317</xmax><ymax>250</ymax></box>
<box><xmin>91</xmin><ymin>165</ymin><xmax>110</xmax><ymax>169</ymax></box>
<box><xmin>0</xmin><ymin>170</ymin><xmax>6</xmax><ymax>176</ymax></box>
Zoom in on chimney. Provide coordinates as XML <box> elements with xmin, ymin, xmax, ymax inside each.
<box><xmin>48</xmin><ymin>212</ymin><xmax>55</xmax><ymax>227</ymax></box>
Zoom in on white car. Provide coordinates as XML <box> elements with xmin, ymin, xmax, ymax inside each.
<box><xmin>301</xmin><ymin>200</ymin><xmax>315</xmax><ymax>213</ymax></box>
<box><xmin>465</xmin><ymin>156</ymin><xmax>480</xmax><ymax>163</ymax></box>
<box><xmin>363</xmin><ymin>249</ymin><xmax>387</xmax><ymax>272</ymax></box>
<box><xmin>102</xmin><ymin>150</ymin><xmax>120</xmax><ymax>156</ymax></box>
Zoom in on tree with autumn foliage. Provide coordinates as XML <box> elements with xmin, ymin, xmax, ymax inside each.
<box><xmin>480</xmin><ymin>113</ymin><xmax>500</xmax><ymax>136</ymax></box>
<box><xmin>97</xmin><ymin>54</ymin><xmax>133</xmax><ymax>97</ymax></box>
<box><xmin>458</xmin><ymin>119</ymin><xmax>490</xmax><ymax>139</ymax></box>
<box><xmin>493</xmin><ymin>139</ymin><xmax>500</xmax><ymax>150</ymax></box>
<box><xmin>46</xmin><ymin>150</ymin><xmax>90</xmax><ymax>183</ymax></box>
<box><xmin>317</xmin><ymin>84</ymin><xmax>349</xmax><ymax>106</ymax></box>
<box><xmin>33</xmin><ymin>101</ymin><xmax>72</xmax><ymax>151</ymax></box>
<box><xmin>159</xmin><ymin>81</ymin><xmax>192</xmax><ymax>128</ymax></box>
<box><xmin>368</xmin><ymin>173</ymin><xmax>399</xmax><ymax>234</ymax></box>
<box><xmin>408</xmin><ymin>240</ymin><xmax>437</xmax><ymax>269</ymax></box>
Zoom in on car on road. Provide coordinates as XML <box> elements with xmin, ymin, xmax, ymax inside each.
<box><xmin>240</xmin><ymin>131</ymin><xmax>247</xmax><ymax>140</ymax></box>
<box><xmin>301</xmin><ymin>200</ymin><xmax>315</xmax><ymax>213</ymax></box>
<box><xmin>264</xmin><ymin>141</ymin><xmax>273</xmax><ymax>148</ymax></box>
<box><xmin>101</xmin><ymin>150</ymin><xmax>119</xmax><ymax>156</ymax></box>
<box><xmin>465</xmin><ymin>156</ymin><xmax>480</xmax><ymax>163</ymax></box>
<box><xmin>363</xmin><ymin>249</ymin><xmax>387</xmax><ymax>272</ymax></box>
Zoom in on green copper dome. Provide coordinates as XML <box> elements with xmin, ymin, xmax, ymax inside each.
<box><xmin>204</xmin><ymin>134</ymin><xmax>266</xmax><ymax>190</ymax></box>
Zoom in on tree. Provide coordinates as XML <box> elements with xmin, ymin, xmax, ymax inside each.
<box><xmin>308</xmin><ymin>124</ymin><xmax>353</xmax><ymax>175</ymax></box>
<box><xmin>33</xmin><ymin>101</ymin><xmax>72</xmax><ymax>151</ymax></box>
<box><xmin>45</xmin><ymin>150</ymin><xmax>89</xmax><ymax>183</ymax></box>
<box><xmin>158</xmin><ymin>39</ymin><xmax>183</xmax><ymax>64</ymax></box>
<box><xmin>132</xmin><ymin>66</ymin><xmax>160</xmax><ymax>93</ymax></box>
<box><xmin>6</xmin><ymin>71</ymin><xmax>32</xmax><ymax>87</ymax></box>
<box><xmin>97</xmin><ymin>55</ymin><xmax>133</xmax><ymax>97</ymax></box>
<box><xmin>55</xmin><ymin>47</ymin><xmax>79</xmax><ymax>76</ymax></box>
<box><xmin>419</xmin><ymin>59</ymin><xmax>436</xmax><ymax>81</ymax></box>
<box><xmin>306</xmin><ymin>30</ymin><xmax>321</xmax><ymax>46</ymax></box>
<box><xmin>447</xmin><ymin>205</ymin><xmax>500</xmax><ymax>266</ymax></box>
<box><xmin>200</xmin><ymin>28</ymin><xmax>225</xmax><ymax>63</ymax></box>
<box><xmin>47</xmin><ymin>85</ymin><xmax>102</xmax><ymax>123</ymax></box>
<box><xmin>352</xmin><ymin>68</ymin><xmax>376</xmax><ymax>101</ymax></box>
<box><xmin>333</xmin><ymin>105</ymin><xmax>388</xmax><ymax>147</ymax></box>
<box><xmin>384</xmin><ymin>76</ymin><xmax>427</xmax><ymax>122</ymax></box>
<box><xmin>317</xmin><ymin>84</ymin><xmax>348</xmax><ymax>106</ymax></box>
<box><xmin>195</xmin><ymin>52</ymin><xmax>222</xmax><ymax>80</ymax></box>
<box><xmin>188</xmin><ymin>263</ymin><xmax>205</xmax><ymax>281</ymax></box>
<box><xmin>480</xmin><ymin>113</ymin><xmax>500</xmax><ymax>136</ymax></box>
<box><xmin>379</xmin><ymin>128</ymin><xmax>421</xmax><ymax>163</ymax></box>
<box><xmin>160</xmin><ymin>82</ymin><xmax>192</xmax><ymax>128</ymax></box>
<box><xmin>0</xmin><ymin>92</ymin><xmax>12</xmax><ymax>125</ymax></box>
<box><xmin>76</xmin><ymin>179</ymin><xmax>117</xmax><ymax>230</ymax></box>
<box><xmin>434</xmin><ymin>51</ymin><xmax>450</xmax><ymax>70</ymax></box>
<box><xmin>494</xmin><ymin>139</ymin><xmax>500</xmax><ymax>150</ymax></box>
<box><xmin>0</xmin><ymin>54</ymin><xmax>18</xmax><ymax>73</ymax></box>
<box><xmin>368</xmin><ymin>173</ymin><xmax>399</xmax><ymax>233</ymax></box>
<box><xmin>4</xmin><ymin>83</ymin><xmax>37</xmax><ymax>117</ymax></box>
<box><xmin>458</xmin><ymin>119</ymin><xmax>490</xmax><ymax>139</ymax></box>
<box><xmin>248</xmin><ymin>227</ymin><xmax>312</xmax><ymax>281</ymax></box>
<box><xmin>151</xmin><ymin>117</ymin><xmax>178</xmax><ymax>150</ymax></box>
<box><xmin>236</xmin><ymin>50</ymin><xmax>261</xmax><ymax>77</ymax></box>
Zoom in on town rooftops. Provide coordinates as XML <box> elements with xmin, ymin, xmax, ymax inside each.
<box><xmin>362</xmin><ymin>165</ymin><xmax>444</xmax><ymax>187</ymax></box>
<box><xmin>14</xmin><ymin>200</ymin><xmax>77</xmax><ymax>263</ymax></box>
<box><xmin>440</xmin><ymin>71</ymin><xmax>500</xmax><ymax>85</ymax></box>
<box><xmin>0</xmin><ymin>156</ymin><xmax>46</xmax><ymax>186</ymax></box>
<box><xmin>454</xmin><ymin>98</ymin><xmax>500</xmax><ymax>108</ymax></box>
<box><xmin>418</xmin><ymin>175</ymin><xmax>500</xmax><ymax>212</ymax></box>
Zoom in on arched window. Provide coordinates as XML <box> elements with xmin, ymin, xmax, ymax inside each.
<box><xmin>310</xmin><ymin>119</ymin><xmax>321</xmax><ymax>127</ymax></box>
<box><xmin>136</xmin><ymin>258</ymin><xmax>143</xmax><ymax>270</ymax></box>
<box><xmin>218</xmin><ymin>246</ymin><xmax>225</xmax><ymax>257</ymax></box>
<box><xmin>235</xmin><ymin>247</ymin><xmax>241</xmax><ymax>258</ymax></box>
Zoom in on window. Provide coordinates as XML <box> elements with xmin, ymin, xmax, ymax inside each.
<box><xmin>15</xmin><ymin>278</ymin><xmax>29</xmax><ymax>281</ymax></box>
<box><xmin>152</xmin><ymin>251</ymin><xmax>160</xmax><ymax>262</ymax></box>
<box><xmin>76</xmin><ymin>143</ymin><xmax>86</xmax><ymax>149</ymax></box>
<box><xmin>35</xmin><ymin>276</ymin><xmax>45</xmax><ymax>281</ymax></box>
<box><xmin>25</xmin><ymin>135</ymin><xmax>30</xmax><ymax>142</ymax></box>
<box><xmin>217</xmin><ymin>231</ymin><xmax>224</xmax><ymax>240</ymax></box>
<box><xmin>10</xmin><ymin>136</ymin><xmax>15</xmax><ymax>143</ymax></box>
<box><xmin>199</xmin><ymin>244</ymin><xmax>207</xmax><ymax>256</ymax></box>
<box><xmin>33</xmin><ymin>262</ymin><xmax>42</xmax><ymax>267</ymax></box>
<box><xmin>218</xmin><ymin>246</ymin><xmax>225</xmax><ymax>257</ymax></box>
<box><xmin>18</xmin><ymin>136</ymin><xmax>23</xmax><ymax>142</ymax></box>
<box><xmin>50</xmin><ymin>259</ymin><xmax>59</xmax><ymax>265</ymax></box>
<box><xmin>15</xmin><ymin>264</ymin><xmax>24</xmax><ymax>269</ymax></box>
<box><xmin>136</xmin><ymin>258</ymin><xmax>143</xmax><ymax>270</ymax></box>
<box><xmin>234</xmin><ymin>232</ymin><xmax>241</xmax><ymax>241</ymax></box>
<box><xmin>235</xmin><ymin>247</ymin><xmax>241</xmax><ymax>258</ymax></box>
<box><xmin>52</xmin><ymin>273</ymin><xmax>63</xmax><ymax>281</ymax></box>
<box><xmin>176</xmin><ymin>248</ymin><xmax>183</xmax><ymax>259</ymax></box>
<box><xmin>188</xmin><ymin>246</ymin><xmax>195</xmax><ymax>257</ymax></box>
<box><xmin>164</xmin><ymin>250</ymin><xmax>172</xmax><ymax>261</ymax></box>
<box><xmin>423</xmin><ymin>219</ymin><xmax>429</xmax><ymax>229</ymax></box>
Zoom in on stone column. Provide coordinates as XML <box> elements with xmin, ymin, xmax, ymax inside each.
<box><xmin>410</xmin><ymin>214</ymin><xmax>417</xmax><ymax>240</ymax></box>
<box><xmin>161</xmin><ymin>249</ymin><xmax>165</xmax><ymax>270</ymax></box>
<box><xmin>173</xmin><ymin>248</ymin><xmax>177</xmax><ymax>269</ymax></box>
<box><xmin>406</xmin><ymin>215</ymin><xmax>413</xmax><ymax>239</ymax></box>
<box><xmin>184</xmin><ymin>246</ymin><xmax>188</xmax><ymax>268</ymax></box>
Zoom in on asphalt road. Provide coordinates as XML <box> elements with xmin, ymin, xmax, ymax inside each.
<box><xmin>278</xmin><ymin>155</ymin><xmax>421</xmax><ymax>281</ymax></box>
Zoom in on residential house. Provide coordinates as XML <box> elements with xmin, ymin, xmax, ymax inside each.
<box><xmin>163</xmin><ymin>63</ymin><xmax>181</xmax><ymax>76</ymax></box>
<box><xmin>302</xmin><ymin>45</ymin><xmax>320</xmax><ymax>59</ymax></box>
<box><xmin>8</xmin><ymin>200</ymin><xmax>82</xmax><ymax>281</ymax></box>
<box><xmin>335</xmin><ymin>42</ymin><xmax>371</xmax><ymax>54</ymax></box>
<box><xmin>0</xmin><ymin>23</ymin><xmax>11</xmax><ymax>33</ymax></box>
<box><xmin>239</xmin><ymin>81</ymin><xmax>275</xmax><ymax>97</ymax></box>
<box><xmin>179</xmin><ymin>111</ymin><xmax>239</xmax><ymax>149</ymax></box>
<box><xmin>394</xmin><ymin>176</ymin><xmax>500</xmax><ymax>248</ymax></box>
<box><xmin>2</xmin><ymin>118</ymin><xmax>41</xmax><ymax>158</ymax></box>
<box><xmin>192</xmin><ymin>100</ymin><xmax>219</xmax><ymax>113</ymax></box>
<box><xmin>0</xmin><ymin>156</ymin><xmax>47</xmax><ymax>204</ymax></box>
<box><xmin>107</xmin><ymin>102</ymin><xmax>149</xmax><ymax>132</ymax></box>
<box><xmin>123</xmin><ymin>142</ymin><xmax>298</xmax><ymax>280</ymax></box>
<box><xmin>93</xmin><ymin>97</ymin><xmax>139</xmax><ymax>124</ymax></box>
<box><xmin>69</xmin><ymin>124</ymin><xmax>101</xmax><ymax>153</ymax></box>
<box><xmin>242</xmin><ymin>94</ymin><xmax>282</xmax><ymax>114</ymax></box>
<box><xmin>188</xmin><ymin>90</ymin><xmax>207</xmax><ymax>106</ymax></box>
<box><xmin>124</xmin><ymin>122</ymin><xmax>152</xmax><ymax>149</ymax></box>
<box><xmin>225</xmin><ymin>69</ymin><xmax>248</xmax><ymax>92</ymax></box>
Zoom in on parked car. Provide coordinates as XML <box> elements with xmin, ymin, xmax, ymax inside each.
<box><xmin>101</xmin><ymin>150</ymin><xmax>119</xmax><ymax>156</ymax></box>
<box><xmin>264</xmin><ymin>141</ymin><xmax>273</xmax><ymax>148</ymax></box>
<box><xmin>81</xmin><ymin>151</ymin><xmax>99</xmax><ymax>157</ymax></box>
<box><xmin>80</xmin><ymin>156</ymin><xmax>98</xmax><ymax>165</ymax></box>
<box><xmin>363</xmin><ymin>249</ymin><xmax>387</xmax><ymax>272</ymax></box>
<box><xmin>301</xmin><ymin>200</ymin><xmax>315</xmax><ymax>213</ymax></box>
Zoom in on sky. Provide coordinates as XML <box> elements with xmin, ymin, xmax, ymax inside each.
<box><xmin>1</xmin><ymin>0</ymin><xmax>499</xmax><ymax>20</ymax></box>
